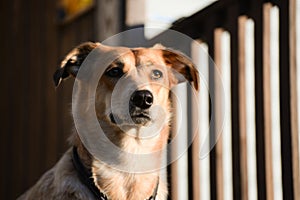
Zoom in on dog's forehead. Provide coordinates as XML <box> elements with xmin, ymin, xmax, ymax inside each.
<box><xmin>132</xmin><ymin>48</ymin><xmax>163</xmax><ymax>59</ymax></box>
<box><xmin>133</xmin><ymin>48</ymin><xmax>166</xmax><ymax>65</ymax></box>
<box><xmin>113</xmin><ymin>48</ymin><xmax>166</xmax><ymax>67</ymax></box>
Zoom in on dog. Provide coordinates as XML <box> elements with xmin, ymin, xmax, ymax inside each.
<box><xmin>18</xmin><ymin>42</ymin><xmax>199</xmax><ymax>200</ymax></box>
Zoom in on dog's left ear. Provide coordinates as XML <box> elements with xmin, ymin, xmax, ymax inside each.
<box><xmin>53</xmin><ymin>42</ymin><xmax>100</xmax><ymax>87</ymax></box>
<box><xmin>162</xmin><ymin>49</ymin><xmax>199</xmax><ymax>91</ymax></box>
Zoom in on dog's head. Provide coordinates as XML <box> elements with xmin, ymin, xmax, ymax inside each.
<box><xmin>54</xmin><ymin>42</ymin><xmax>199</xmax><ymax>138</ymax></box>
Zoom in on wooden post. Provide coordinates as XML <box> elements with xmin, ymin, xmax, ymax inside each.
<box><xmin>262</xmin><ymin>4</ymin><xmax>275</xmax><ymax>200</ymax></box>
<box><xmin>95</xmin><ymin>0</ymin><xmax>124</xmax><ymax>41</ymax></box>
<box><xmin>214</xmin><ymin>28</ymin><xmax>224</xmax><ymax>200</ymax></box>
<box><xmin>238</xmin><ymin>15</ymin><xmax>249</xmax><ymax>200</ymax></box>
<box><xmin>289</xmin><ymin>0</ymin><xmax>300</xmax><ymax>199</ymax></box>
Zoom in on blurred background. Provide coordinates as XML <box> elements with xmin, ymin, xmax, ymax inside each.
<box><xmin>1</xmin><ymin>0</ymin><xmax>300</xmax><ymax>199</ymax></box>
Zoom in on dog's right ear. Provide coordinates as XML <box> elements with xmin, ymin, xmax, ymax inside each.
<box><xmin>53</xmin><ymin>42</ymin><xmax>100</xmax><ymax>87</ymax></box>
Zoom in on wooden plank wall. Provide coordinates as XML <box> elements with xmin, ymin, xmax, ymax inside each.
<box><xmin>0</xmin><ymin>1</ymin><xmax>98</xmax><ymax>199</ymax></box>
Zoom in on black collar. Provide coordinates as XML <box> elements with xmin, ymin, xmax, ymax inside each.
<box><xmin>72</xmin><ymin>147</ymin><xmax>159</xmax><ymax>200</ymax></box>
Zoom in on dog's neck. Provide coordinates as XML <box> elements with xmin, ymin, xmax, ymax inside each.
<box><xmin>92</xmin><ymin>160</ymin><xmax>160</xmax><ymax>199</ymax></box>
<box><xmin>71</xmin><ymin>125</ymin><xmax>169</xmax><ymax>199</ymax></box>
<box><xmin>72</xmin><ymin>146</ymin><xmax>160</xmax><ymax>200</ymax></box>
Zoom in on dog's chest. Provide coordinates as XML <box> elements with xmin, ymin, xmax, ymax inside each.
<box><xmin>94</xmin><ymin>169</ymin><xmax>158</xmax><ymax>200</ymax></box>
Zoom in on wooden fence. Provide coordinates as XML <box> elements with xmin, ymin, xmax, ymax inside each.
<box><xmin>164</xmin><ymin>0</ymin><xmax>300</xmax><ymax>199</ymax></box>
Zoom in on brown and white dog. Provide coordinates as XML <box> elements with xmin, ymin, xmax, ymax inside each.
<box><xmin>18</xmin><ymin>42</ymin><xmax>199</xmax><ymax>200</ymax></box>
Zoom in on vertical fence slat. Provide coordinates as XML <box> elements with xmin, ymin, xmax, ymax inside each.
<box><xmin>238</xmin><ymin>16</ymin><xmax>249</xmax><ymax>200</ymax></box>
<box><xmin>289</xmin><ymin>0</ymin><xmax>300</xmax><ymax>199</ymax></box>
<box><xmin>191</xmin><ymin>112</ymin><xmax>200</xmax><ymax>200</ymax></box>
<box><xmin>269</xmin><ymin>6</ymin><xmax>284</xmax><ymax>200</ymax></box>
<box><xmin>246</xmin><ymin>18</ymin><xmax>259</xmax><ymax>200</ymax></box>
<box><xmin>170</xmin><ymin>85</ymin><xmax>189</xmax><ymax>200</ymax></box>
<box><xmin>214</xmin><ymin>28</ymin><xmax>225</xmax><ymax>200</ymax></box>
<box><xmin>191</xmin><ymin>41</ymin><xmax>201</xmax><ymax>200</ymax></box>
<box><xmin>262</xmin><ymin>4</ymin><xmax>275</xmax><ymax>200</ymax></box>
<box><xmin>222</xmin><ymin>31</ymin><xmax>234</xmax><ymax>200</ymax></box>
<box><xmin>191</xmin><ymin>41</ymin><xmax>211</xmax><ymax>200</ymax></box>
<box><xmin>244</xmin><ymin>17</ymin><xmax>258</xmax><ymax>200</ymax></box>
<box><xmin>212</xmin><ymin>27</ymin><xmax>234</xmax><ymax>200</ymax></box>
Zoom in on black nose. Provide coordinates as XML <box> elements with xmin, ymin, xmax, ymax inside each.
<box><xmin>130</xmin><ymin>90</ymin><xmax>153</xmax><ymax>109</ymax></box>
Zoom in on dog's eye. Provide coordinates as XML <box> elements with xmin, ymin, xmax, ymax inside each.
<box><xmin>106</xmin><ymin>68</ymin><xmax>124</xmax><ymax>78</ymax></box>
<box><xmin>151</xmin><ymin>69</ymin><xmax>163</xmax><ymax>80</ymax></box>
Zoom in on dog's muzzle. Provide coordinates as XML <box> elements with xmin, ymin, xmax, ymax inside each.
<box><xmin>129</xmin><ymin>90</ymin><xmax>153</xmax><ymax>125</ymax></box>
<box><xmin>109</xmin><ymin>90</ymin><xmax>154</xmax><ymax>126</ymax></box>
<box><xmin>130</xmin><ymin>90</ymin><xmax>153</xmax><ymax>109</ymax></box>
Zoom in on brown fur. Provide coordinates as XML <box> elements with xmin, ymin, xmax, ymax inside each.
<box><xmin>18</xmin><ymin>42</ymin><xmax>199</xmax><ymax>200</ymax></box>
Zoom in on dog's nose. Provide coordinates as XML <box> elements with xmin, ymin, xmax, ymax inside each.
<box><xmin>130</xmin><ymin>90</ymin><xmax>153</xmax><ymax>109</ymax></box>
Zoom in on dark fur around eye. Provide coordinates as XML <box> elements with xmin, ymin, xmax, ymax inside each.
<box><xmin>105</xmin><ymin>67</ymin><xmax>124</xmax><ymax>78</ymax></box>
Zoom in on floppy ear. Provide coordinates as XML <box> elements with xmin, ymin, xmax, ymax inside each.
<box><xmin>162</xmin><ymin>49</ymin><xmax>199</xmax><ymax>91</ymax></box>
<box><xmin>53</xmin><ymin>42</ymin><xmax>100</xmax><ymax>87</ymax></box>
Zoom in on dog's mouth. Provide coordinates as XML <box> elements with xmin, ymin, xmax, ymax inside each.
<box><xmin>109</xmin><ymin>112</ymin><xmax>151</xmax><ymax>126</ymax></box>
<box><xmin>130</xmin><ymin>112</ymin><xmax>151</xmax><ymax>125</ymax></box>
